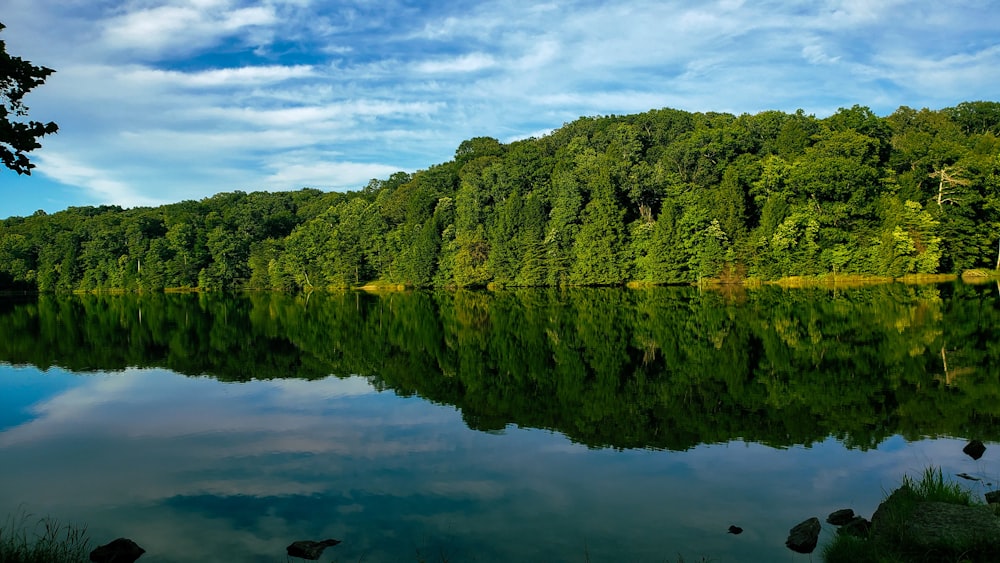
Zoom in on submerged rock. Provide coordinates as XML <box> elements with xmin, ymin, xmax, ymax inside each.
<box><xmin>963</xmin><ymin>440</ymin><xmax>987</xmax><ymax>460</ymax></box>
<box><xmin>89</xmin><ymin>538</ymin><xmax>145</xmax><ymax>563</ymax></box>
<box><xmin>286</xmin><ymin>539</ymin><xmax>342</xmax><ymax>560</ymax></box>
<box><xmin>727</xmin><ymin>525</ymin><xmax>743</xmax><ymax>535</ymax></box>
<box><xmin>785</xmin><ymin>517</ymin><xmax>821</xmax><ymax>554</ymax></box>
<box><xmin>827</xmin><ymin>508</ymin><xmax>855</xmax><ymax>525</ymax></box>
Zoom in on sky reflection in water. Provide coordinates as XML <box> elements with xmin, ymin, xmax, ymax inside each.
<box><xmin>2</xmin><ymin>365</ymin><xmax>996</xmax><ymax>562</ymax></box>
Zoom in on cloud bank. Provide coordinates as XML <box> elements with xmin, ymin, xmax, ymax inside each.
<box><xmin>2</xmin><ymin>0</ymin><xmax>998</xmax><ymax>215</ymax></box>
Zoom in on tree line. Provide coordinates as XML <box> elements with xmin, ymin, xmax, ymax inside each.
<box><xmin>1</xmin><ymin>285</ymin><xmax>998</xmax><ymax>450</ymax></box>
<box><xmin>2</xmin><ymin>102</ymin><xmax>1000</xmax><ymax>291</ymax></box>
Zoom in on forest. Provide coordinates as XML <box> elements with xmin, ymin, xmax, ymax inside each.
<box><xmin>1</xmin><ymin>102</ymin><xmax>1000</xmax><ymax>291</ymax></box>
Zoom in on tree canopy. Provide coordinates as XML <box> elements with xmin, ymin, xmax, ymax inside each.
<box><xmin>0</xmin><ymin>21</ymin><xmax>58</xmax><ymax>175</ymax></box>
<box><xmin>2</xmin><ymin>102</ymin><xmax>1000</xmax><ymax>291</ymax></box>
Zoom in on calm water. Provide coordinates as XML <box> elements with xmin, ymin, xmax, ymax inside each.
<box><xmin>1</xmin><ymin>285</ymin><xmax>1000</xmax><ymax>562</ymax></box>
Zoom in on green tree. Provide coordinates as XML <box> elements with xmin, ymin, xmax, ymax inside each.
<box><xmin>165</xmin><ymin>221</ymin><xmax>205</xmax><ymax>287</ymax></box>
<box><xmin>0</xmin><ymin>22</ymin><xmax>58</xmax><ymax>174</ymax></box>
<box><xmin>870</xmin><ymin>199</ymin><xmax>942</xmax><ymax>276</ymax></box>
<box><xmin>944</xmin><ymin>101</ymin><xmax>1000</xmax><ymax>136</ymax></box>
<box><xmin>571</xmin><ymin>190</ymin><xmax>627</xmax><ymax>284</ymax></box>
<box><xmin>514</xmin><ymin>193</ymin><xmax>548</xmax><ymax>286</ymax></box>
<box><xmin>0</xmin><ymin>232</ymin><xmax>35</xmax><ymax>288</ymax></box>
<box><xmin>566</xmin><ymin>142</ymin><xmax>628</xmax><ymax>285</ymax></box>
<box><xmin>486</xmin><ymin>192</ymin><xmax>524</xmax><ymax>285</ymax></box>
<box><xmin>279</xmin><ymin>215</ymin><xmax>334</xmax><ymax>290</ymax></box>
<box><xmin>544</xmin><ymin>168</ymin><xmax>583</xmax><ymax>286</ymax></box>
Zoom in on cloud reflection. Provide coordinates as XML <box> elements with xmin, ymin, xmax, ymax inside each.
<box><xmin>0</xmin><ymin>367</ymin><xmax>992</xmax><ymax>562</ymax></box>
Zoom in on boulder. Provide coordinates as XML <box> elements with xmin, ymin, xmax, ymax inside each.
<box><xmin>871</xmin><ymin>486</ymin><xmax>909</xmax><ymax>529</ymax></box>
<box><xmin>89</xmin><ymin>538</ymin><xmax>145</xmax><ymax>563</ymax></box>
<box><xmin>902</xmin><ymin>502</ymin><xmax>1000</xmax><ymax>550</ymax></box>
<box><xmin>827</xmin><ymin>508</ymin><xmax>855</xmax><ymax>525</ymax></box>
<box><xmin>785</xmin><ymin>517</ymin><xmax>821</xmax><ymax>554</ymax></box>
<box><xmin>963</xmin><ymin>440</ymin><xmax>987</xmax><ymax>460</ymax></box>
<box><xmin>286</xmin><ymin>539</ymin><xmax>342</xmax><ymax>560</ymax></box>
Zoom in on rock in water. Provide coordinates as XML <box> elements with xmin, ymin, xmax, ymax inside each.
<box><xmin>286</xmin><ymin>539</ymin><xmax>342</xmax><ymax>560</ymax></box>
<box><xmin>89</xmin><ymin>538</ymin><xmax>145</xmax><ymax>563</ymax></box>
<box><xmin>963</xmin><ymin>439</ymin><xmax>987</xmax><ymax>460</ymax></box>
<box><xmin>840</xmin><ymin>516</ymin><xmax>872</xmax><ymax>538</ymax></box>
<box><xmin>785</xmin><ymin>517</ymin><xmax>821</xmax><ymax>554</ymax></box>
<box><xmin>827</xmin><ymin>508</ymin><xmax>855</xmax><ymax>525</ymax></box>
<box><xmin>727</xmin><ymin>525</ymin><xmax>743</xmax><ymax>534</ymax></box>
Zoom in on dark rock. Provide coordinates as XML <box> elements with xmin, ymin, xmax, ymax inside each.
<box><xmin>840</xmin><ymin>516</ymin><xmax>872</xmax><ymax>538</ymax></box>
<box><xmin>902</xmin><ymin>502</ymin><xmax>1000</xmax><ymax>550</ymax></box>
<box><xmin>964</xmin><ymin>439</ymin><xmax>987</xmax><ymax>460</ymax></box>
<box><xmin>727</xmin><ymin>525</ymin><xmax>743</xmax><ymax>534</ymax></box>
<box><xmin>89</xmin><ymin>538</ymin><xmax>145</xmax><ymax>563</ymax></box>
<box><xmin>986</xmin><ymin>490</ymin><xmax>1000</xmax><ymax>504</ymax></box>
<box><xmin>286</xmin><ymin>539</ymin><xmax>342</xmax><ymax>560</ymax></box>
<box><xmin>871</xmin><ymin>486</ymin><xmax>910</xmax><ymax>529</ymax></box>
<box><xmin>827</xmin><ymin>508</ymin><xmax>855</xmax><ymax>525</ymax></box>
<box><xmin>785</xmin><ymin>517</ymin><xmax>821</xmax><ymax>554</ymax></box>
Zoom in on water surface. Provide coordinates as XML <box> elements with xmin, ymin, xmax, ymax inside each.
<box><xmin>1</xmin><ymin>286</ymin><xmax>999</xmax><ymax>562</ymax></box>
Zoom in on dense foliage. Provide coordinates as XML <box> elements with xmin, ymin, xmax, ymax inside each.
<box><xmin>3</xmin><ymin>103</ymin><xmax>1000</xmax><ymax>290</ymax></box>
<box><xmin>2</xmin><ymin>284</ymin><xmax>999</xmax><ymax>451</ymax></box>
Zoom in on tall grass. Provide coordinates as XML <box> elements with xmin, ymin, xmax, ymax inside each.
<box><xmin>902</xmin><ymin>467</ymin><xmax>980</xmax><ymax>506</ymax></box>
<box><xmin>0</xmin><ymin>510</ymin><xmax>90</xmax><ymax>563</ymax></box>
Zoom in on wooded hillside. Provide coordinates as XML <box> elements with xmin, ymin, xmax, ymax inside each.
<box><xmin>2</xmin><ymin>102</ymin><xmax>999</xmax><ymax>291</ymax></box>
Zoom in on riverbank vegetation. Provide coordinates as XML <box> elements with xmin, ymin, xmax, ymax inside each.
<box><xmin>823</xmin><ymin>467</ymin><xmax>999</xmax><ymax>563</ymax></box>
<box><xmin>2</xmin><ymin>102</ymin><xmax>999</xmax><ymax>291</ymax></box>
<box><xmin>0</xmin><ymin>510</ymin><xmax>89</xmax><ymax>563</ymax></box>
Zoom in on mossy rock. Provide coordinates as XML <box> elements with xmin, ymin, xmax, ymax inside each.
<box><xmin>902</xmin><ymin>502</ymin><xmax>1000</xmax><ymax>551</ymax></box>
<box><xmin>868</xmin><ymin>488</ymin><xmax>1000</xmax><ymax>561</ymax></box>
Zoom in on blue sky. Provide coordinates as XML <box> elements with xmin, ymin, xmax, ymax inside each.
<box><xmin>2</xmin><ymin>0</ymin><xmax>999</xmax><ymax>219</ymax></box>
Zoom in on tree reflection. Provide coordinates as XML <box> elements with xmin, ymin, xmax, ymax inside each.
<box><xmin>1</xmin><ymin>284</ymin><xmax>998</xmax><ymax>450</ymax></box>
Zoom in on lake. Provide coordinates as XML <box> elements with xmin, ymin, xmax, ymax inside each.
<box><xmin>1</xmin><ymin>285</ymin><xmax>999</xmax><ymax>562</ymax></box>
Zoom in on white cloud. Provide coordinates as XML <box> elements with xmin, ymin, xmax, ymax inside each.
<box><xmin>101</xmin><ymin>1</ymin><xmax>277</xmax><ymax>55</ymax></box>
<box><xmin>186</xmin><ymin>99</ymin><xmax>444</xmax><ymax>129</ymax></box>
<box><xmin>125</xmin><ymin>64</ymin><xmax>316</xmax><ymax>88</ymax></box>
<box><xmin>820</xmin><ymin>0</ymin><xmax>910</xmax><ymax>27</ymax></box>
<box><xmin>35</xmin><ymin>153</ymin><xmax>169</xmax><ymax>209</ymax></box>
<box><xmin>802</xmin><ymin>42</ymin><xmax>842</xmax><ymax>65</ymax></box>
<box><xmin>875</xmin><ymin>44</ymin><xmax>1000</xmax><ymax>100</ymax></box>
<box><xmin>415</xmin><ymin>53</ymin><xmax>497</xmax><ymax>74</ymax></box>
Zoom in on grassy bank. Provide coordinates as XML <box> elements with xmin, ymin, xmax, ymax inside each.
<box><xmin>0</xmin><ymin>511</ymin><xmax>90</xmax><ymax>563</ymax></box>
<box><xmin>823</xmin><ymin>467</ymin><xmax>1000</xmax><ymax>563</ymax></box>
